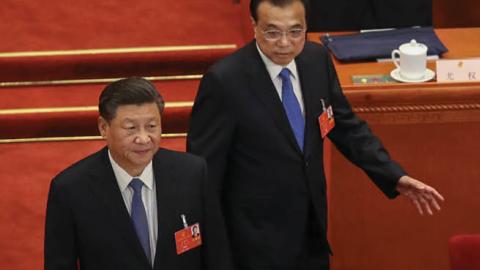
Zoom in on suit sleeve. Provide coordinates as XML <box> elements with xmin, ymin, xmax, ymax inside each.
<box><xmin>200</xmin><ymin>159</ymin><xmax>234</xmax><ymax>270</ymax></box>
<box><xmin>188</xmin><ymin>71</ymin><xmax>235</xmax><ymax>269</ymax></box>
<box><xmin>44</xmin><ymin>179</ymin><xmax>78</xmax><ymax>270</ymax></box>
<box><xmin>187</xmin><ymin>71</ymin><xmax>235</xmax><ymax>198</ymax></box>
<box><xmin>323</xmin><ymin>51</ymin><xmax>406</xmax><ymax>198</ymax></box>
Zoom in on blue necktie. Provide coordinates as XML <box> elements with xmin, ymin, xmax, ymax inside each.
<box><xmin>279</xmin><ymin>68</ymin><xmax>305</xmax><ymax>151</ymax></box>
<box><xmin>129</xmin><ymin>178</ymin><xmax>152</xmax><ymax>263</ymax></box>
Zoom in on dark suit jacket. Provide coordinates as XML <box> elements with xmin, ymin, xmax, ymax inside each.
<box><xmin>187</xmin><ymin>40</ymin><xmax>406</xmax><ymax>270</ymax></box>
<box><xmin>45</xmin><ymin>147</ymin><xmax>232</xmax><ymax>270</ymax></box>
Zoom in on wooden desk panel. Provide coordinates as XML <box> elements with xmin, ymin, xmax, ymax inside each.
<box><xmin>309</xmin><ymin>28</ymin><xmax>480</xmax><ymax>270</ymax></box>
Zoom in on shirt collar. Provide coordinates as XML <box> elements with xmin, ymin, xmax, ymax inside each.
<box><xmin>255</xmin><ymin>42</ymin><xmax>298</xmax><ymax>81</ymax></box>
<box><xmin>108</xmin><ymin>150</ymin><xmax>154</xmax><ymax>192</ymax></box>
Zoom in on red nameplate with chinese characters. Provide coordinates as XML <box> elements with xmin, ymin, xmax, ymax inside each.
<box><xmin>318</xmin><ymin>106</ymin><xmax>335</xmax><ymax>138</ymax></box>
<box><xmin>174</xmin><ymin>223</ymin><xmax>202</xmax><ymax>255</ymax></box>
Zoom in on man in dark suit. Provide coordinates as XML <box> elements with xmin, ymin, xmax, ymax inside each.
<box><xmin>45</xmin><ymin>77</ymin><xmax>232</xmax><ymax>270</ymax></box>
<box><xmin>187</xmin><ymin>1</ymin><xmax>444</xmax><ymax>269</ymax></box>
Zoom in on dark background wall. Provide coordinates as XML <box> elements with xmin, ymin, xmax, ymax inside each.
<box><xmin>307</xmin><ymin>0</ymin><xmax>480</xmax><ymax>31</ymax></box>
<box><xmin>307</xmin><ymin>0</ymin><xmax>432</xmax><ymax>31</ymax></box>
<box><xmin>432</xmin><ymin>0</ymin><xmax>480</xmax><ymax>28</ymax></box>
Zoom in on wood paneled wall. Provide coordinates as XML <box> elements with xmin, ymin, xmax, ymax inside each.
<box><xmin>433</xmin><ymin>0</ymin><xmax>479</xmax><ymax>27</ymax></box>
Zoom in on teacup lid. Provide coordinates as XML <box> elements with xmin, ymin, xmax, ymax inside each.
<box><xmin>399</xmin><ymin>39</ymin><xmax>427</xmax><ymax>55</ymax></box>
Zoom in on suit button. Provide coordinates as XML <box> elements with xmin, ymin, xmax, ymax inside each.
<box><xmin>305</xmin><ymin>161</ymin><xmax>309</xmax><ymax>168</ymax></box>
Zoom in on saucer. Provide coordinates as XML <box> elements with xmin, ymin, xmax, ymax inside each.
<box><xmin>390</xmin><ymin>68</ymin><xmax>435</xmax><ymax>83</ymax></box>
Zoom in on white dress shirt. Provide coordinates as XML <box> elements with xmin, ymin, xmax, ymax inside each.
<box><xmin>256</xmin><ymin>43</ymin><xmax>305</xmax><ymax>116</ymax></box>
<box><xmin>109</xmin><ymin>151</ymin><xmax>158</xmax><ymax>265</ymax></box>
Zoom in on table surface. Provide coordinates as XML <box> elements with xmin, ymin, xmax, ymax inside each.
<box><xmin>308</xmin><ymin>27</ymin><xmax>480</xmax><ymax>90</ymax></box>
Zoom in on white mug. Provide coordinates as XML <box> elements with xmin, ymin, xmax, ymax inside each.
<box><xmin>391</xmin><ymin>39</ymin><xmax>428</xmax><ymax>80</ymax></box>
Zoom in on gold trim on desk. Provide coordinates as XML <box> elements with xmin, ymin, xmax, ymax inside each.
<box><xmin>4</xmin><ymin>101</ymin><xmax>479</xmax><ymax>116</ymax></box>
<box><xmin>0</xmin><ymin>102</ymin><xmax>193</xmax><ymax>115</ymax></box>
<box><xmin>353</xmin><ymin>103</ymin><xmax>480</xmax><ymax>113</ymax></box>
<box><xmin>353</xmin><ymin>103</ymin><xmax>480</xmax><ymax>125</ymax></box>
<box><xmin>0</xmin><ymin>75</ymin><xmax>203</xmax><ymax>87</ymax></box>
<box><xmin>0</xmin><ymin>44</ymin><xmax>237</xmax><ymax>58</ymax></box>
<box><xmin>0</xmin><ymin>133</ymin><xmax>187</xmax><ymax>144</ymax></box>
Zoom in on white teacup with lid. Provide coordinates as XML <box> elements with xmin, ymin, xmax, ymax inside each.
<box><xmin>391</xmin><ymin>39</ymin><xmax>428</xmax><ymax>80</ymax></box>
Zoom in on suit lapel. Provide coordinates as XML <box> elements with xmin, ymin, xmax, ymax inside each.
<box><xmin>245</xmin><ymin>41</ymin><xmax>303</xmax><ymax>155</ymax></box>
<box><xmin>88</xmin><ymin>148</ymin><xmax>152</xmax><ymax>269</ymax></box>
<box><xmin>152</xmin><ymin>150</ymin><xmax>178</xmax><ymax>269</ymax></box>
<box><xmin>295</xmin><ymin>53</ymin><xmax>317</xmax><ymax>158</ymax></box>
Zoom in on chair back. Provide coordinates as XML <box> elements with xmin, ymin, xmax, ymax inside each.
<box><xmin>449</xmin><ymin>234</ymin><xmax>480</xmax><ymax>270</ymax></box>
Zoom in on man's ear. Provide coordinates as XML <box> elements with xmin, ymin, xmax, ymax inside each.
<box><xmin>98</xmin><ymin>117</ymin><xmax>108</xmax><ymax>138</ymax></box>
<box><xmin>251</xmin><ymin>17</ymin><xmax>258</xmax><ymax>39</ymax></box>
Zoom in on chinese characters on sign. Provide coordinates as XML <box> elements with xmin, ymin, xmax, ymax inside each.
<box><xmin>436</xmin><ymin>59</ymin><xmax>480</xmax><ymax>82</ymax></box>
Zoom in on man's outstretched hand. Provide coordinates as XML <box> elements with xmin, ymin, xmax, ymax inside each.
<box><xmin>397</xmin><ymin>176</ymin><xmax>445</xmax><ymax>215</ymax></box>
